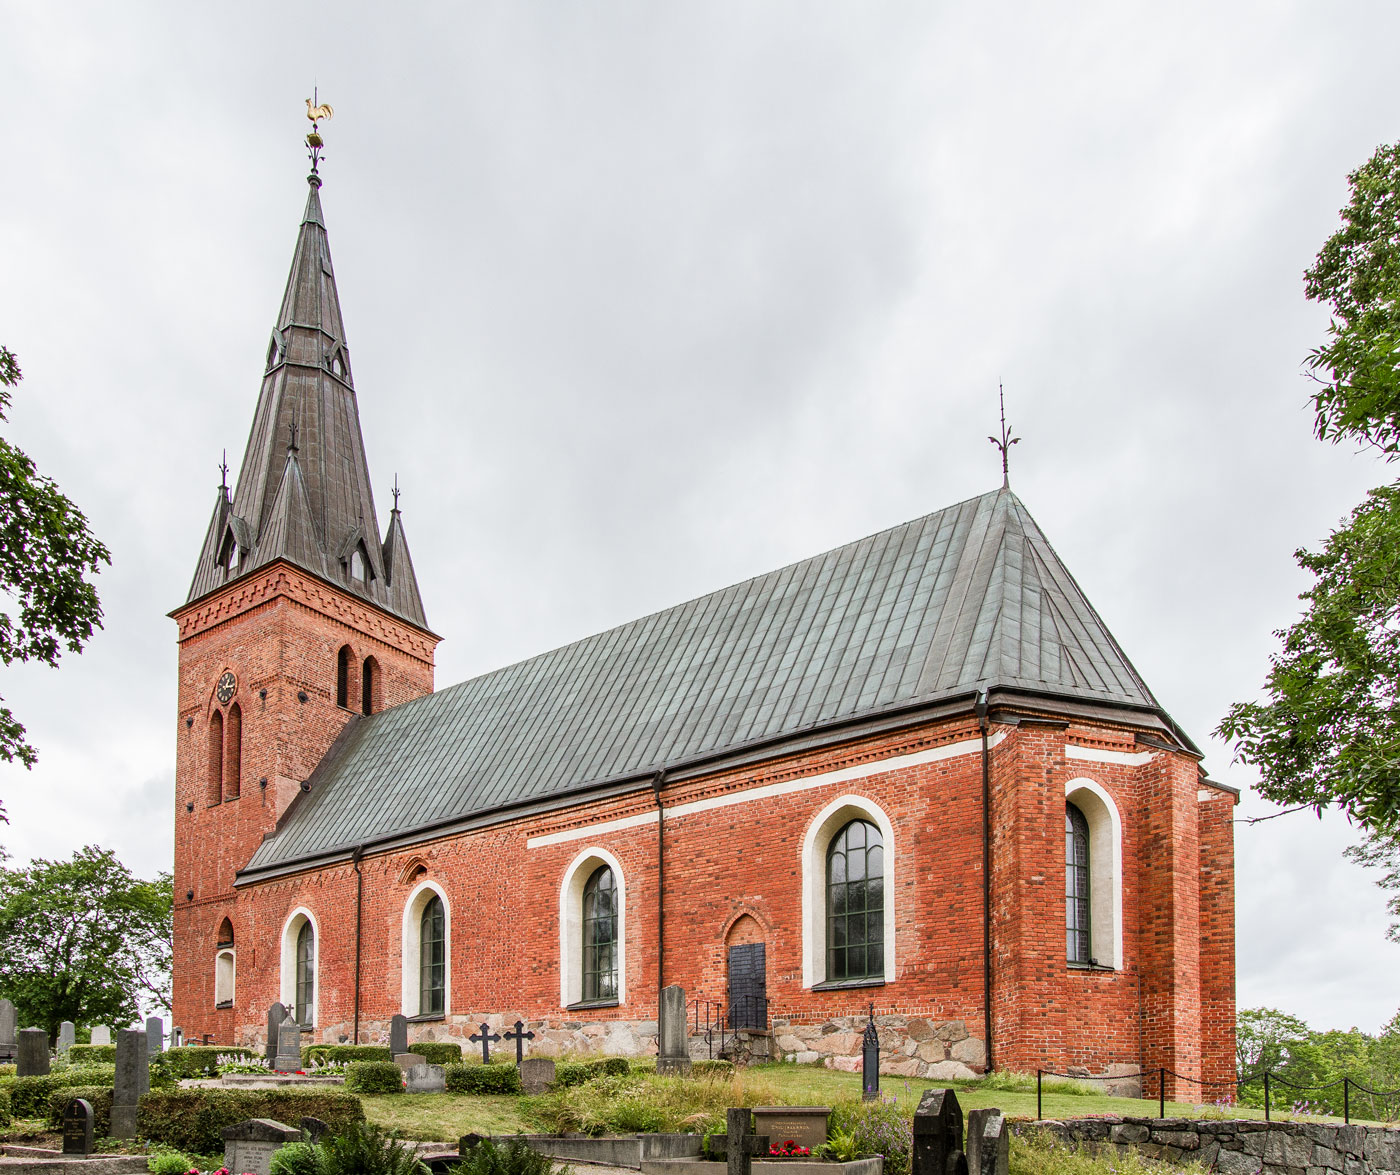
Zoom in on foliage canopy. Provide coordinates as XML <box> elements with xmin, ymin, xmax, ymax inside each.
<box><xmin>0</xmin><ymin>344</ymin><xmax>110</xmax><ymax>772</ymax></box>
<box><xmin>0</xmin><ymin>844</ymin><xmax>171</xmax><ymax>1040</ymax></box>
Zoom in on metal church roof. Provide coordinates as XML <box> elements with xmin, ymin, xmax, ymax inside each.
<box><xmin>244</xmin><ymin>486</ymin><xmax>1171</xmax><ymax>876</ymax></box>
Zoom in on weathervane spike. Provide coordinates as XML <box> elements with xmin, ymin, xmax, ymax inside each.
<box><xmin>219</xmin><ymin>449</ymin><xmax>229</xmax><ymax>492</ymax></box>
<box><xmin>987</xmin><ymin>383</ymin><xmax>1020</xmax><ymax>489</ymax></box>
<box><xmin>305</xmin><ymin>91</ymin><xmax>334</xmax><ymax>174</ymax></box>
<box><xmin>392</xmin><ymin>473</ymin><xmax>401</xmax><ymax>512</ymax></box>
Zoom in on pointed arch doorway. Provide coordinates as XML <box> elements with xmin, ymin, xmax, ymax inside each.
<box><xmin>725</xmin><ymin>914</ymin><xmax>767</xmax><ymax>1030</ymax></box>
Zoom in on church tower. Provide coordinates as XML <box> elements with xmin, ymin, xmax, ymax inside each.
<box><xmin>170</xmin><ymin>155</ymin><xmax>439</xmax><ymax>1033</ymax></box>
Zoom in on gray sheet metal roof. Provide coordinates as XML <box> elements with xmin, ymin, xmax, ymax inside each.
<box><xmin>245</xmin><ymin>486</ymin><xmax>1162</xmax><ymax>873</ymax></box>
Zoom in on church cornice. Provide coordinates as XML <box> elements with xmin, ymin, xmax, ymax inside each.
<box><xmin>172</xmin><ymin>559</ymin><xmax>439</xmax><ymax>662</ymax></box>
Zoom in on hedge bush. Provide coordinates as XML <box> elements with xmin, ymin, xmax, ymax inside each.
<box><xmin>409</xmin><ymin>1042</ymin><xmax>462</xmax><ymax>1065</ymax></box>
<box><xmin>302</xmin><ymin>1045</ymin><xmax>392</xmax><ymax>1066</ymax></box>
<box><xmin>552</xmin><ymin>1056</ymin><xmax>631</xmax><ymax>1088</ymax></box>
<box><xmin>45</xmin><ymin>1087</ymin><xmax>109</xmax><ymax>1135</ymax></box>
<box><xmin>0</xmin><ymin>1087</ymin><xmax>14</xmax><ymax>1127</ymax></box>
<box><xmin>68</xmin><ymin>1045</ymin><xmax>117</xmax><ymax>1066</ymax></box>
<box><xmin>693</xmin><ymin>1060</ymin><xmax>734</xmax><ymax>1077</ymax></box>
<box><xmin>164</xmin><ymin>1046</ymin><xmax>254</xmax><ymax>1079</ymax></box>
<box><xmin>444</xmin><ymin>1063</ymin><xmax>522</xmax><ymax>1094</ymax></box>
<box><xmin>344</xmin><ymin>1062</ymin><xmax>403</xmax><ymax>1094</ymax></box>
<box><xmin>137</xmin><ymin>1088</ymin><xmax>364</xmax><ymax>1154</ymax></box>
<box><xmin>10</xmin><ymin>1067</ymin><xmax>116</xmax><ymax>1118</ymax></box>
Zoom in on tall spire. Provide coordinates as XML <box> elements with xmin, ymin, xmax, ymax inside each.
<box><xmin>185</xmin><ymin>119</ymin><xmax>429</xmax><ymax>630</ymax></box>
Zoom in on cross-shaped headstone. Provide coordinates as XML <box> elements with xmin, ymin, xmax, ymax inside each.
<box><xmin>502</xmin><ymin>1020</ymin><xmax>535</xmax><ymax>1065</ymax></box>
<box><xmin>469</xmin><ymin>1022</ymin><xmax>500</xmax><ymax>1064</ymax></box>
<box><xmin>709</xmin><ymin>1108</ymin><xmax>770</xmax><ymax>1175</ymax></box>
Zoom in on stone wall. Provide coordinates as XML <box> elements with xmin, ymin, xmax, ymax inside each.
<box><xmin>772</xmin><ymin>1015</ymin><xmax>985</xmax><ymax>1081</ymax></box>
<box><xmin>1020</xmin><ymin>1117</ymin><xmax>1400</xmax><ymax>1175</ymax></box>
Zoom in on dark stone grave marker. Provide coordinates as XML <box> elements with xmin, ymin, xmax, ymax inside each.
<box><xmin>469</xmin><ymin>1021</ymin><xmax>500</xmax><ymax>1063</ymax></box>
<box><xmin>266</xmin><ymin>1003</ymin><xmax>288</xmax><ymax>1064</ymax></box>
<box><xmin>503</xmin><ymin>1020</ymin><xmax>535</xmax><ymax>1064</ymax></box>
<box><xmin>966</xmin><ymin>1109</ymin><xmax>1007</xmax><ymax>1175</ymax></box>
<box><xmin>519</xmin><ymin>1057</ymin><xmax>556</xmax><ymax>1094</ymax></box>
<box><xmin>657</xmin><ymin>985</ymin><xmax>692</xmax><ymax>1076</ymax></box>
<box><xmin>62</xmin><ymin>1097</ymin><xmax>94</xmax><ymax>1156</ymax></box>
<box><xmin>17</xmin><ymin>1027</ymin><xmax>49</xmax><ymax>1076</ymax></box>
<box><xmin>709</xmin><ymin>1107</ymin><xmax>770</xmax><ymax>1175</ymax></box>
<box><xmin>390</xmin><ymin>1013</ymin><xmax>408</xmax><ymax>1057</ymax></box>
<box><xmin>111</xmin><ymin>1028</ymin><xmax>149</xmax><ymax>1138</ymax></box>
<box><xmin>223</xmin><ymin>1117</ymin><xmax>303</xmax><ymax>1175</ymax></box>
<box><xmin>275</xmin><ymin>1021</ymin><xmax>303</xmax><ymax>1071</ymax></box>
<box><xmin>913</xmin><ymin>1089</ymin><xmax>964</xmax><ymax>1175</ymax></box>
<box><xmin>301</xmin><ymin>1116</ymin><xmax>330</xmax><ymax>1143</ymax></box>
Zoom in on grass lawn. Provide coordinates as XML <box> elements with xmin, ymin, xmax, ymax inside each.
<box><xmin>356</xmin><ymin>1062</ymin><xmax>1352</xmax><ymax>1142</ymax></box>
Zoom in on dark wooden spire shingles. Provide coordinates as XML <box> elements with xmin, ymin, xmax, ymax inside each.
<box><xmin>245</xmin><ymin>486</ymin><xmax>1180</xmax><ymax>874</ymax></box>
<box><xmin>185</xmin><ymin>176</ymin><xmax>429</xmax><ymax>630</ymax></box>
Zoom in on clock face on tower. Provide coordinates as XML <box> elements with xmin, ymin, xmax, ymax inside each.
<box><xmin>216</xmin><ymin>671</ymin><xmax>237</xmax><ymax>705</ymax></box>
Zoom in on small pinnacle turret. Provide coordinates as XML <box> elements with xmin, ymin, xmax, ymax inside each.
<box><xmin>185</xmin><ymin>165</ymin><xmax>429</xmax><ymax>630</ymax></box>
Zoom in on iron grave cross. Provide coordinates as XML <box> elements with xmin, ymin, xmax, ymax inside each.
<box><xmin>469</xmin><ymin>1022</ymin><xmax>501</xmax><ymax>1064</ymax></box>
<box><xmin>502</xmin><ymin>1020</ymin><xmax>535</xmax><ymax>1065</ymax></box>
<box><xmin>710</xmin><ymin>1108</ymin><xmax>770</xmax><ymax>1175</ymax></box>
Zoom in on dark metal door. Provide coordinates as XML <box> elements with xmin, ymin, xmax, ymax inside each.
<box><xmin>727</xmin><ymin>942</ymin><xmax>766</xmax><ymax>1030</ymax></box>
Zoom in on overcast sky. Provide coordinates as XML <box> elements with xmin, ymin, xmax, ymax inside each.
<box><xmin>2</xmin><ymin>2</ymin><xmax>1397</xmax><ymax>1036</ymax></box>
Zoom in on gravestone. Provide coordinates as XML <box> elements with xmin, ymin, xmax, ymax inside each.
<box><xmin>0</xmin><ymin>998</ymin><xmax>16</xmax><ymax>1061</ymax></box>
<box><xmin>913</xmin><ymin>1089</ymin><xmax>964</xmax><ymax>1175</ymax></box>
<box><xmin>146</xmin><ymin>1016</ymin><xmax>164</xmax><ymax>1054</ymax></box>
<box><xmin>301</xmin><ymin>1117</ymin><xmax>330</xmax><ymax>1144</ymax></box>
<box><xmin>861</xmin><ymin>1006</ymin><xmax>880</xmax><ymax>1101</ymax></box>
<box><xmin>394</xmin><ymin>1052</ymin><xmax>428</xmax><ymax>1070</ymax></box>
<box><xmin>657</xmin><ymin>984</ymin><xmax>692</xmax><ymax>1076</ymax></box>
<box><xmin>58</xmin><ymin>1021</ymin><xmax>75</xmax><ymax>1052</ymax></box>
<box><xmin>111</xmin><ymin>1029</ymin><xmax>149</xmax><ymax>1138</ymax></box>
<box><xmin>223</xmin><ymin>1117</ymin><xmax>303</xmax><ymax>1175</ymax></box>
<box><xmin>17</xmin><ymin>1027</ymin><xmax>49</xmax><ymax>1076</ymax></box>
<box><xmin>275</xmin><ymin>1021</ymin><xmax>303</xmax><ymax>1071</ymax></box>
<box><xmin>966</xmin><ymin>1109</ymin><xmax>1007</xmax><ymax>1175</ymax></box>
<box><xmin>519</xmin><ymin>1057</ymin><xmax>556</xmax><ymax>1094</ymax></box>
<box><xmin>503</xmin><ymin>1020</ymin><xmax>535</xmax><ymax>1064</ymax></box>
<box><xmin>469</xmin><ymin>1022</ymin><xmax>499</xmax><ymax>1063</ymax></box>
<box><xmin>752</xmin><ymin>1106</ymin><xmax>830</xmax><ymax>1153</ymax></box>
<box><xmin>390</xmin><ymin>1013</ymin><xmax>409</xmax><ymax>1057</ymax></box>
<box><xmin>62</xmin><ymin>1097</ymin><xmax>95</xmax><ymax>1156</ymax></box>
<box><xmin>90</xmin><ymin>1026</ymin><xmax>111</xmax><ymax>1047</ymax></box>
<box><xmin>406</xmin><ymin>1062</ymin><xmax>446</xmax><ymax>1093</ymax></box>
<box><xmin>709</xmin><ymin>1107</ymin><xmax>770</xmax><ymax>1175</ymax></box>
<box><xmin>265</xmin><ymin>1003</ymin><xmax>288</xmax><ymax>1064</ymax></box>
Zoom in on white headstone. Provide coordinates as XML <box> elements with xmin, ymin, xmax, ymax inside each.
<box><xmin>58</xmin><ymin>1022</ymin><xmax>75</xmax><ymax>1052</ymax></box>
<box><xmin>89</xmin><ymin>1026</ymin><xmax>112</xmax><ymax>1047</ymax></box>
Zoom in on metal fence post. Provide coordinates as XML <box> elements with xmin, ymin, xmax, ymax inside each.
<box><xmin>1263</xmin><ymin>1071</ymin><xmax>1270</xmax><ymax>1122</ymax></box>
<box><xmin>1037</xmin><ymin>1070</ymin><xmax>1043</xmax><ymax>1120</ymax></box>
<box><xmin>1159</xmin><ymin>1068</ymin><xmax>1166</xmax><ymax>1120</ymax></box>
<box><xmin>1344</xmin><ymin>1077</ymin><xmax>1349</xmax><ymax>1125</ymax></box>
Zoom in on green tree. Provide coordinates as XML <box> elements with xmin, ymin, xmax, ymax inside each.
<box><xmin>1218</xmin><ymin>141</ymin><xmax>1400</xmax><ymax>833</ymax></box>
<box><xmin>0</xmin><ymin>845</ymin><xmax>172</xmax><ymax>1041</ymax></box>
<box><xmin>0</xmin><ymin>345</ymin><xmax>110</xmax><ymax>772</ymax></box>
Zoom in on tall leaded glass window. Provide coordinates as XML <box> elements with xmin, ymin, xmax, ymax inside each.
<box><xmin>295</xmin><ymin>920</ymin><xmax>315</xmax><ymax>1025</ymax></box>
<box><xmin>419</xmin><ymin>895</ymin><xmax>445</xmax><ymax>1016</ymax></box>
<box><xmin>826</xmin><ymin>819</ymin><xmax>884</xmax><ymax>981</ymax></box>
<box><xmin>582</xmin><ymin>865</ymin><xmax>618</xmax><ymax>1002</ymax></box>
<box><xmin>1066</xmin><ymin>802</ymin><xmax>1091</xmax><ymax>964</ymax></box>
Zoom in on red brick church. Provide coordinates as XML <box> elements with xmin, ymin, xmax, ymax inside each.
<box><xmin>170</xmin><ymin>161</ymin><xmax>1236</xmax><ymax>1093</ymax></box>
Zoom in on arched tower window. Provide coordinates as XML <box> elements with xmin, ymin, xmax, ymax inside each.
<box><xmin>349</xmin><ymin>547</ymin><xmax>366</xmax><ymax>582</ymax></box>
<box><xmin>825</xmin><ymin>819</ymin><xmax>884</xmax><ymax>982</ymax></box>
<box><xmin>419</xmin><ymin>895</ymin><xmax>445</xmax><ymax>1016</ymax></box>
<box><xmin>214</xmin><ymin>919</ymin><xmax>235</xmax><ymax>1008</ymax></box>
<box><xmin>207</xmin><ymin>710</ymin><xmax>224</xmax><ymax>806</ymax></box>
<box><xmin>336</xmin><ymin>645</ymin><xmax>352</xmax><ymax>709</ymax></box>
<box><xmin>224</xmin><ymin>703</ymin><xmax>242</xmax><ymax>800</ymax></box>
<box><xmin>361</xmin><ymin>657</ymin><xmax>377</xmax><ymax>715</ymax></box>
<box><xmin>582</xmin><ymin>865</ymin><xmax>618</xmax><ymax>1003</ymax></box>
<box><xmin>295</xmin><ymin>920</ymin><xmax>316</xmax><ymax>1026</ymax></box>
<box><xmin>1066</xmin><ymin>802</ymin><xmax>1092</xmax><ymax>964</ymax></box>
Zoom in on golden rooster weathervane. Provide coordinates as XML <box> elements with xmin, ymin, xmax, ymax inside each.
<box><xmin>305</xmin><ymin>91</ymin><xmax>334</xmax><ymax>173</ymax></box>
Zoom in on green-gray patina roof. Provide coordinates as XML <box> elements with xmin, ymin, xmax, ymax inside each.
<box><xmin>244</xmin><ymin>486</ymin><xmax>1167</xmax><ymax>874</ymax></box>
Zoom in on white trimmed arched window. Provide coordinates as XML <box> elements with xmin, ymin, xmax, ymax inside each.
<box><xmin>801</xmin><ymin>795</ymin><xmax>897</xmax><ymax>989</ymax></box>
<box><xmin>401</xmin><ymin>879</ymin><xmax>451</xmax><ymax>1018</ymax></box>
<box><xmin>559</xmin><ymin>847</ymin><xmax>626</xmax><ymax>1008</ymax></box>
<box><xmin>279</xmin><ymin>907</ymin><xmax>319</xmax><ymax>1026</ymax></box>
<box><xmin>1064</xmin><ymin>778</ymin><xmax>1123</xmax><ymax>969</ymax></box>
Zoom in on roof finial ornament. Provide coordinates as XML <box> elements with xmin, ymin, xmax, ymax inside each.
<box><xmin>288</xmin><ymin>420</ymin><xmax>299</xmax><ymax>455</ymax></box>
<box><xmin>305</xmin><ymin>89</ymin><xmax>333</xmax><ymax>178</ymax></box>
<box><xmin>988</xmin><ymin>383</ymin><xmax>1019</xmax><ymax>489</ymax></box>
<box><xmin>219</xmin><ymin>449</ymin><xmax>229</xmax><ymax>492</ymax></box>
<box><xmin>392</xmin><ymin>473</ymin><xmax>401</xmax><ymax>512</ymax></box>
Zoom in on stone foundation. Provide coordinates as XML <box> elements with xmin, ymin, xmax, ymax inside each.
<box><xmin>1019</xmin><ymin>1117</ymin><xmax>1400</xmax><ymax>1175</ymax></box>
<box><xmin>771</xmin><ymin>1015</ymin><xmax>987</xmax><ymax>1081</ymax></box>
